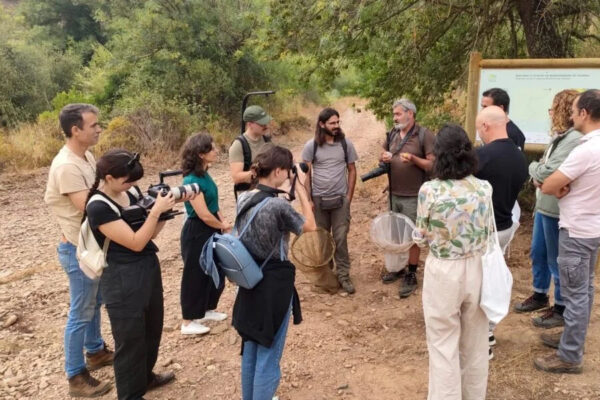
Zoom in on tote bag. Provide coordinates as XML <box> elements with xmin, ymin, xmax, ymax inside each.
<box><xmin>480</xmin><ymin>201</ymin><xmax>513</xmax><ymax>324</ymax></box>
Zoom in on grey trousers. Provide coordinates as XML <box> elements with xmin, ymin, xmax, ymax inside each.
<box><xmin>557</xmin><ymin>228</ymin><xmax>600</xmax><ymax>364</ymax></box>
<box><xmin>313</xmin><ymin>195</ymin><xmax>351</xmax><ymax>281</ymax></box>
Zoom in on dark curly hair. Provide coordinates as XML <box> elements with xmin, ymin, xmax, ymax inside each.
<box><xmin>432</xmin><ymin>124</ymin><xmax>478</xmax><ymax>180</ymax></box>
<box><xmin>180</xmin><ymin>132</ymin><xmax>214</xmax><ymax>177</ymax></box>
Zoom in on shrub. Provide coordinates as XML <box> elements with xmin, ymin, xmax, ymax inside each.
<box><xmin>0</xmin><ymin>120</ymin><xmax>63</xmax><ymax>171</ymax></box>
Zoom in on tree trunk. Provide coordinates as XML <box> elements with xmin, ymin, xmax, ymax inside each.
<box><xmin>514</xmin><ymin>0</ymin><xmax>567</xmax><ymax>58</ymax></box>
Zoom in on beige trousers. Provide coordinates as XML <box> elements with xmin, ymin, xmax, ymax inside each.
<box><xmin>423</xmin><ymin>253</ymin><xmax>489</xmax><ymax>400</ymax></box>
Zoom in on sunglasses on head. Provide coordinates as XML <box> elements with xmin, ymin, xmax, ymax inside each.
<box><xmin>127</xmin><ymin>152</ymin><xmax>140</xmax><ymax>169</ymax></box>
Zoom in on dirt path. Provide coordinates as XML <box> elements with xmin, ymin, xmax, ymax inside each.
<box><xmin>1</xmin><ymin>98</ymin><xmax>599</xmax><ymax>399</ymax></box>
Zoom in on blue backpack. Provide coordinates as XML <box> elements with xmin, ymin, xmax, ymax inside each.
<box><xmin>200</xmin><ymin>197</ymin><xmax>284</xmax><ymax>289</ymax></box>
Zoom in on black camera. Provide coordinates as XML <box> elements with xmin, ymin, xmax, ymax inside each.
<box><xmin>122</xmin><ymin>170</ymin><xmax>200</xmax><ymax>228</ymax></box>
<box><xmin>291</xmin><ymin>162</ymin><xmax>309</xmax><ymax>175</ymax></box>
<box><xmin>361</xmin><ymin>162</ymin><xmax>390</xmax><ymax>182</ymax></box>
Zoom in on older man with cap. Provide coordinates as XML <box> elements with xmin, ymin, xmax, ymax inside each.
<box><xmin>229</xmin><ymin>105</ymin><xmax>274</xmax><ymax>197</ymax></box>
<box><xmin>380</xmin><ymin>98</ymin><xmax>435</xmax><ymax>298</ymax></box>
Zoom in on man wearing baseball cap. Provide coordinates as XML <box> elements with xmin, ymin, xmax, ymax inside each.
<box><xmin>229</xmin><ymin>105</ymin><xmax>274</xmax><ymax>195</ymax></box>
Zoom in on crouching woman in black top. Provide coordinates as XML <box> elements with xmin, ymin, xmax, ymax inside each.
<box><xmin>83</xmin><ymin>149</ymin><xmax>177</xmax><ymax>400</ymax></box>
<box><xmin>232</xmin><ymin>145</ymin><xmax>317</xmax><ymax>400</ymax></box>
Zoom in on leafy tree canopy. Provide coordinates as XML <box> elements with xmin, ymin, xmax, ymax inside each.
<box><xmin>263</xmin><ymin>0</ymin><xmax>600</xmax><ymax>120</ymax></box>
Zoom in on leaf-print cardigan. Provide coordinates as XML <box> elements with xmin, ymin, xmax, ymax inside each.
<box><xmin>412</xmin><ymin>175</ymin><xmax>494</xmax><ymax>259</ymax></box>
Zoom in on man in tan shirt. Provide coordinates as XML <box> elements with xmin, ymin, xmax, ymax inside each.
<box><xmin>44</xmin><ymin>104</ymin><xmax>112</xmax><ymax>397</ymax></box>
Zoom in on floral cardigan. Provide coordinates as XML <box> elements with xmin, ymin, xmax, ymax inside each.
<box><xmin>412</xmin><ymin>175</ymin><xmax>493</xmax><ymax>259</ymax></box>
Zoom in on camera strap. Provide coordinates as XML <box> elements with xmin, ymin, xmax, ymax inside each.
<box><xmin>236</xmin><ymin>185</ymin><xmax>285</xmax><ymax>219</ymax></box>
<box><xmin>388</xmin><ymin>124</ymin><xmax>416</xmax><ymax>155</ymax></box>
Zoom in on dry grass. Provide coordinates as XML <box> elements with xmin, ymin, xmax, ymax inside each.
<box><xmin>0</xmin><ymin>120</ymin><xmax>63</xmax><ymax>172</ymax></box>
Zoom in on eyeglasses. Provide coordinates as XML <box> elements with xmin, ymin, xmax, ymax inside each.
<box><xmin>127</xmin><ymin>152</ymin><xmax>140</xmax><ymax>169</ymax></box>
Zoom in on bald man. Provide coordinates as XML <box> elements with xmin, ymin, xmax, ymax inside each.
<box><xmin>475</xmin><ymin>106</ymin><xmax>527</xmax><ymax>243</ymax></box>
<box><xmin>475</xmin><ymin>106</ymin><xmax>528</xmax><ymax>359</ymax></box>
<box><xmin>481</xmin><ymin>88</ymin><xmax>526</xmax><ymax>151</ymax></box>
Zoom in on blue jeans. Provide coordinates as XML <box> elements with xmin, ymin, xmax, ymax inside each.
<box><xmin>57</xmin><ymin>241</ymin><xmax>104</xmax><ymax>378</ymax></box>
<box><xmin>530</xmin><ymin>212</ymin><xmax>563</xmax><ymax>305</ymax></box>
<box><xmin>241</xmin><ymin>307</ymin><xmax>291</xmax><ymax>400</ymax></box>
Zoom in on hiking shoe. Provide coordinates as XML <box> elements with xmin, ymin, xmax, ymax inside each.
<box><xmin>489</xmin><ymin>332</ymin><xmax>496</xmax><ymax>346</ymax></box>
<box><xmin>514</xmin><ymin>294</ymin><xmax>549</xmax><ymax>313</ymax></box>
<box><xmin>534</xmin><ymin>353</ymin><xmax>582</xmax><ymax>374</ymax></box>
<box><xmin>86</xmin><ymin>343</ymin><xmax>114</xmax><ymax>371</ymax></box>
<box><xmin>399</xmin><ymin>272</ymin><xmax>417</xmax><ymax>298</ymax></box>
<box><xmin>381</xmin><ymin>270</ymin><xmax>404</xmax><ymax>284</ymax></box>
<box><xmin>340</xmin><ymin>279</ymin><xmax>356</xmax><ymax>294</ymax></box>
<box><xmin>200</xmin><ymin>310</ymin><xmax>227</xmax><ymax>322</ymax></box>
<box><xmin>532</xmin><ymin>308</ymin><xmax>564</xmax><ymax>328</ymax></box>
<box><xmin>181</xmin><ymin>321</ymin><xmax>210</xmax><ymax>335</ymax></box>
<box><xmin>147</xmin><ymin>371</ymin><xmax>175</xmax><ymax>391</ymax></box>
<box><xmin>540</xmin><ymin>332</ymin><xmax>562</xmax><ymax>349</ymax></box>
<box><xmin>68</xmin><ymin>368</ymin><xmax>112</xmax><ymax>398</ymax></box>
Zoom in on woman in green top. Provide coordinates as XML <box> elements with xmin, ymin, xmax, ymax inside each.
<box><xmin>179</xmin><ymin>133</ymin><xmax>232</xmax><ymax>335</ymax></box>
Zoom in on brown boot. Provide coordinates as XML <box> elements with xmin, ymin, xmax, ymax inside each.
<box><xmin>540</xmin><ymin>332</ymin><xmax>562</xmax><ymax>349</ymax></box>
<box><xmin>533</xmin><ymin>353</ymin><xmax>582</xmax><ymax>374</ymax></box>
<box><xmin>86</xmin><ymin>343</ymin><xmax>114</xmax><ymax>371</ymax></box>
<box><xmin>68</xmin><ymin>368</ymin><xmax>112</xmax><ymax>397</ymax></box>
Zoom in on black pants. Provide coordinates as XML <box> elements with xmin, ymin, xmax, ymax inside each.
<box><xmin>180</xmin><ymin>217</ymin><xmax>224</xmax><ymax>320</ymax></box>
<box><xmin>100</xmin><ymin>253</ymin><xmax>163</xmax><ymax>400</ymax></box>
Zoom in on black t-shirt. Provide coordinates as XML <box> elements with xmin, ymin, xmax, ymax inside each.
<box><xmin>86</xmin><ymin>189</ymin><xmax>158</xmax><ymax>262</ymax></box>
<box><xmin>507</xmin><ymin>120</ymin><xmax>526</xmax><ymax>151</ymax></box>
<box><xmin>475</xmin><ymin>139</ymin><xmax>528</xmax><ymax>231</ymax></box>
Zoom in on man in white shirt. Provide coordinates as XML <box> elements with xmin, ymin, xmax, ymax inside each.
<box><xmin>535</xmin><ymin>89</ymin><xmax>600</xmax><ymax>374</ymax></box>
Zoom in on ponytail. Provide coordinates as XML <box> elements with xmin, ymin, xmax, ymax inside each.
<box><xmin>81</xmin><ymin>175</ymin><xmax>101</xmax><ymax>224</ymax></box>
<box><xmin>249</xmin><ymin>163</ymin><xmax>260</xmax><ymax>188</ymax></box>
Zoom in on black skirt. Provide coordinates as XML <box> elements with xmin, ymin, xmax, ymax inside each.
<box><xmin>180</xmin><ymin>216</ymin><xmax>225</xmax><ymax>320</ymax></box>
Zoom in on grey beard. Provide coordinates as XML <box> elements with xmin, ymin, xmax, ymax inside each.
<box><xmin>394</xmin><ymin>123</ymin><xmax>407</xmax><ymax>130</ymax></box>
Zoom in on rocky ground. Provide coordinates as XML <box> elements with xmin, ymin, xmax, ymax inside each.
<box><xmin>1</xmin><ymin>98</ymin><xmax>599</xmax><ymax>399</ymax></box>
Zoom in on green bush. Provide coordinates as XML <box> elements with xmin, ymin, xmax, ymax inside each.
<box><xmin>0</xmin><ymin>7</ymin><xmax>79</xmax><ymax>127</ymax></box>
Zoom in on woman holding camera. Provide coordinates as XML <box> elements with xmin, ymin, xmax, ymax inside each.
<box><xmin>83</xmin><ymin>149</ymin><xmax>177</xmax><ymax>400</ymax></box>
<box><xmin>232</xmin><ymin>145</ymin><xmax>316</xmax><ymax>400</ymax></box>
<box><xmin>179</xmin><ymin>132</ymin><xmax>232</xmax><ymax>335</ymax></box>
<box><xmin>412</xmin><ymin>125</ymin><xmax>493</xmax><ymax>400</ymax></box>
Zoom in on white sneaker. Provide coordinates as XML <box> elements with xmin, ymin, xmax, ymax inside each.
<box><xmin>200</xmin><ymin>310</ymin><xmax>227</xmax><ymax>322</ymax></box>
<box><xmin>181</xmin><ymin>321</ymin><xmax>210</xmax><ymax>335</ymax></box>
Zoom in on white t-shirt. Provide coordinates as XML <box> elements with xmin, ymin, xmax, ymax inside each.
<box><xmin>558</xmin><ymin>129</ymin><xmax>600</xmax><ymax>238</ymax></box>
